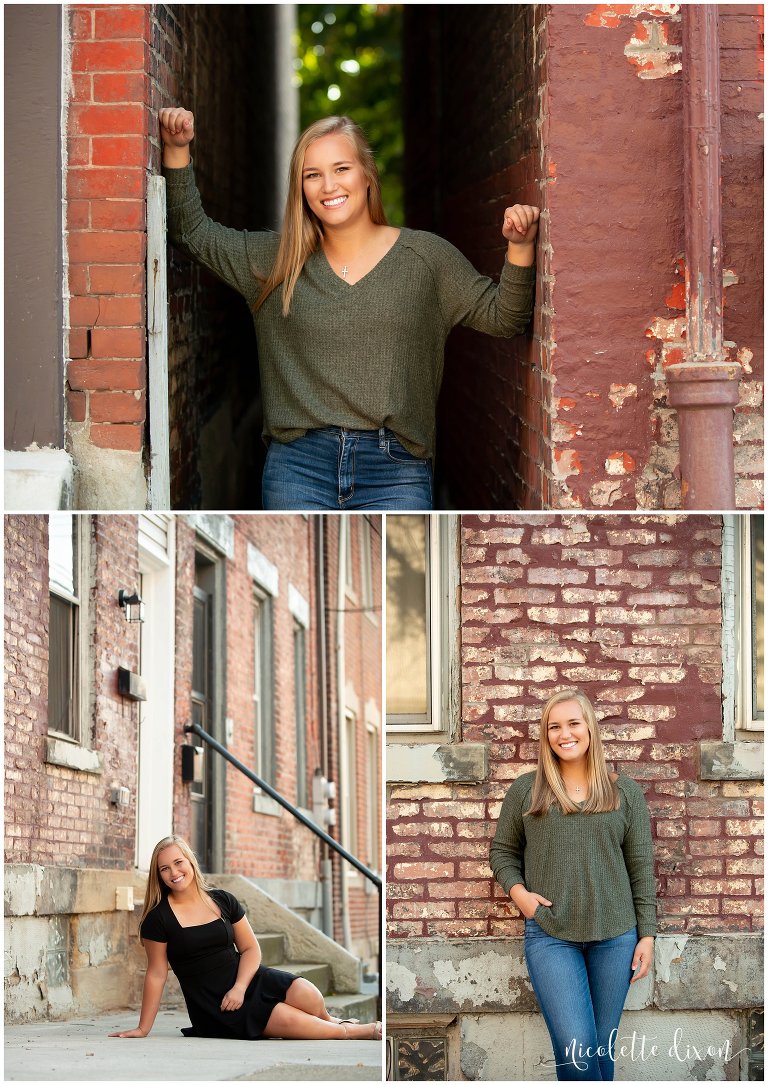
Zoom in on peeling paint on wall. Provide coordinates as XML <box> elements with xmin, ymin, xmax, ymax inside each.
<box><xmin>636</xmin><ymin>261</ymin><xmax>763</xmax><ymax>509</ymax></box>
<box><xmin>584</xmin><ymin>4</ymin><xmax>682</xmax><ymax>79</ymax></box>
<box><xmin>432</xmin><ymin>950</ymin><xmax>530</xmax><ymax>1010</ymax></box>
<box><xmin>386</xmin><ymin>961</ymin><xmax>418</xmax><ymax>1003</ymax></box>
<box><xmin>655</xmin><ymin>934</ymin><xmax>690</xmax><ymax>983</ymax></box>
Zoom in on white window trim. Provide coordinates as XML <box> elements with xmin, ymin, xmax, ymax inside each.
<box><xmin>359</xmin><ymin>517</ymin><xmax>377</xmax><ymax>623</ymax></box>
<box><xmin>366</xmin><ymin>719</ymin><xmax>380</xmax><ymax>874</ymax></box>
<box><xmin>47</xmin><ymin>514</ymin><xmax>90</xmax><ymax>747</ymax></box>
<box><xmin>386</xmin><ymin>514</ymin><xmax>460</xmax><ymax>737</ymax></box>
<box><xmin>341</xmin><ymin>708</ymin><xmax>359</xmax><ymax>879</ymax></box>
<box><xmin>723</xmin><ymin>515</ymin><xmax>764</xmax><ymax>737</ymax></box>
<box><xmin>252</xmin><ymin>586</ymin><xmax>279</xmax><ymax>816</ymax></box>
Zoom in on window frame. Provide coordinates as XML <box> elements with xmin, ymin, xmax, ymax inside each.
<box><xmin>359</xmin><ymin>516</ymin><xmax>376</xmax><ymax>619</ymax></box>
<box><xmin>722</xmin><ymin>515</ymin><xmax>764</xmax><ymax>738</ymax></box>
<box><xmin>366</xmin><ymin>720</ymin><xmax>380</xmax><ymax>872</ymax></box>
<box><xmin>47</xmin><ymin>514</ymin><xmax>90</xmax><ymax>744</ymax></box>
<box><xmin>294</xmin><ymin>618</ymin><xmax>308</xmax><ymax>809</ymax></box>
<box><xmin>737</xmin><ymin>515</ymin><xmax>763</xmax><ymax>732</ymax></box>
<box><xmin>341</xmin><ymin>708</ymin><xmax>359</xmax><ymax>873</ymax></box>
<box><xmin>386</xmin><ymin>514</ymin><xmax>460</xmax><ymax>738</ymax></box>
<box><xmin>252</xmin><ymin>587</ymin><xmax>276</xmax><ymax>787</ymax></box>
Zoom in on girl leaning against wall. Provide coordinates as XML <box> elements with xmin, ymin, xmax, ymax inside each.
<box><xmin>490</xmin><ymin>689</ymin><xmax>656</xmax><ymax>1082</ymax></box>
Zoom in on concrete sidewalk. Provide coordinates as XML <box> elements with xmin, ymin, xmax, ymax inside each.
<box><xmin>4</xmin><ymin>1010</ymin><xmax>382</xmax><ymax>1081</ymax></box>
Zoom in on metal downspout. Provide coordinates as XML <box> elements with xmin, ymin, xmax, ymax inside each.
<box><xmin>666</xmin><ymin>4</ymin><xmax>740</xmax><ymax>509</ymax></box>
<box><xmin>337</xmin><ymin>522</ymin><xmax>353</xmax><ymax>951</ymax></box>
<box><xmin>315</xmin><ymin>517</ymin><xmax>333</xmax><ymax>939</ymax></box>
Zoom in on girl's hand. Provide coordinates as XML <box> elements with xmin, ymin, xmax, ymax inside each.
<box><xmin>158</xmin><ymin>107</ymin><xmax>195</xmax><ymax>148</ymax></box>
<box><xmin>630</xmin><ymin>936</ymin><xmax>654</xmax><ymax>983</ymax></box>
<box><xmin>502</xmin><ymin>204</ymin><xmax>540</xmax><ymax>245</ymax></box>
<box><xmin>221</xmin><ymin>984</ymin><xmax>245</xmax><ymax>1011</ymax></box>
<box><xmin>512</xmin><ymin>888</ymin><xmax>553</xmax><ymax>919</ymax></box>
<box><xmin>109</xmin><ymin>1027</ymin><xmax>147</xmax><ymax>1038</ymax></box>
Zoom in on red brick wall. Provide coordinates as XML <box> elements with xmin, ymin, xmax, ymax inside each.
<box><xmin>65</xmin><ymin>5</ymin><xmax>279</xmax><ymax>506</ymax></box>
<box><xmin>172</xmin><ymin>517</ymin><xmax>195</xmax><ymax>843</ymax></box>
<box><xmin>4</xmin><ymin>515</ymin><xmax>141</xmax><ymax>868</ymax></box>
<box><xmin>5</xmin><ymin>517</ymin><xmax>51</xmax><ymax>861</ymax></box>
<box><xmin>225</xmin><ymin>516</ymin><xmax>319</xmax><ymax>881</ymax></box>
<box><xmin>317</xmin><ymin>519</ymin><xmax>382</xmax><ymax>951</ymax></box>
<box><xmin>66</xmin><ymin>5</ymin><xmax>150</xmax><ymax>455</ymax></box>
<box><xmin>387</xmin><ymin>514</ymin><xmax>763</xmax><ymax>938</ymax></box>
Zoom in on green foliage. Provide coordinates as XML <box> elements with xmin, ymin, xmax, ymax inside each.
<box><xmin>294</xmin><ymin>5</ymin><xmax>404</xmax><ymax>225</ymax></box>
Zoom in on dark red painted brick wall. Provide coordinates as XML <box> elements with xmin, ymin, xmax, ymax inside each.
<box><xmin>404</xmin><ymin>5</ymin><xmax>763</xmax><ymax>510</ymax></box>
<box><xmin>387</xmin><ymin>515</ymin><xmax>763</xmax><ymax>938</ymax></box>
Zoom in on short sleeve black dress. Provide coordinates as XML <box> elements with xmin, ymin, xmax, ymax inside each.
<box><xmin>140</xmin><ymin>888</ymin><xmax>296</xmax><ymax>1038</ymax></box>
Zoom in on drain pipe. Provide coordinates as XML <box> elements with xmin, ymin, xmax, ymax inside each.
<box><xmin>315</xmin><ymin>517</ymin><xmax>334</xmax><ymax>939</ymax></box>
<box><xmin>666</xmin><ymin>4</ymin><xmax>740</xmax><ymax>509</ymax></box>
<box><xmin>336</xmin><ymin>521</ymin><xmax>353</xmax><ymax>952</ymax></box>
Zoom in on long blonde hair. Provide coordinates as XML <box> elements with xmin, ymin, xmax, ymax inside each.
<box><xmin>526</xmin><ymin>689</ymin><xmax>620</xmax><ymax>817</ymax></box>
<box><xmin>138</xmin><ymin>835</ymin><xmax>214</xmax><ymax>941</ymax></box>
<box><xmin>254</xmin><ymin>115</ymin><xmax>388</xmax><ymax>316</ymax></box>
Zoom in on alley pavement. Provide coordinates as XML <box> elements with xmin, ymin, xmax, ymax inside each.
<box><xmin>4</xmin><ymin>1010</ymin><xmax>382</xmax><ymax>1081</ymax></box>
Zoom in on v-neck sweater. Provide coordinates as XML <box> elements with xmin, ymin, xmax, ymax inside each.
<box><xmin>490</xmin><ymin>771</ymin><xmax>657</xmax><ymax>942</ymax></box>
<box><xmin>162</xmin><ymin>162</ymin><xmax>536</xmax><ymax>458</ymax></box>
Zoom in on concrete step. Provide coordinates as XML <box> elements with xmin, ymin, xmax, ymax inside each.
<box><xmin>254</xmin><ymin>931</ymin><xmax>285</xmax><ymax>966</ymax></box>
<box><xmin>324</xmin><ymin>991</ymin><xmax>379</xmax><ymax>1024</ymax></box>
<box><xmin>289</xmin><ymin>961</ymin><xmax>332</xmax><ymax>994</ymax></box>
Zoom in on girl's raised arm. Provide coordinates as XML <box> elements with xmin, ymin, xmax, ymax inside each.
<box><xmin>159</xmin><ymin>107</ymin><xmax>194</xmax><ymax>169</ymax></box>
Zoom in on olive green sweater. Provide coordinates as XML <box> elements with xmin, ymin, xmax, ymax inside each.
<box><xmin>162</xmin><ymin>162</ymin><xmax>536</xmax><ymax>458</ymax></box>
<box><xmin>490</xmin><ymin>771</ymin><xmax>657</xmax><ymax>941</ymax></box>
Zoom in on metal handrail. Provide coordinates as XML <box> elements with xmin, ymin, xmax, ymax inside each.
<box><xmin>183</xmin><ymin>721</ymin><xmax>382</xmax><ymax>1002</ymax></box>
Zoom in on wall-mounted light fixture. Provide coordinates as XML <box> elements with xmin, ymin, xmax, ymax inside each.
<box><xmin>118</xmin><ymin>589</ymin><xmax>144</xmax><ymax>623</ymax></box>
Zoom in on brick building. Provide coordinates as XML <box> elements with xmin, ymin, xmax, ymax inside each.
<box><xmin>4</xmin><ymin>4</ymin><xmax>763</xmax><ymax>512</ymax></box>
<box><xmin>385</xmin><ymin>513</ymin><xmax>763</xmax><ymax>1080</ymax></box>
<box><xmin>4</xmin><ymin>512</ymin><xmax>382</xmax><ymax>1022</ymax></box>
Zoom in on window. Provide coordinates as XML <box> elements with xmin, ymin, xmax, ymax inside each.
<box><xmin>48</xmin><ymin>514</ymin><xmax>89</xmax><ymax>741</ymax></box>
<box><xmin>342</xmin><ymin>516</ymin><xmax>355</xmax><ymax>597</ymax></box>
<box><xmin>253</xmin><ymin>591</ymin><xmax>275</xmax><ymax>786</ymax></box>
<box><xmin>738</xmin><ymin>515</ymin><xmax>763</xmax><ymax>731</ymax></box>
<box><xmin>367</xmin><ymin>722</ymin><xmax>380</xmax><ymax>870</ymax></box>
<box><xmin>341</xmin><ymin>710</ymin><xmax>358</xmax><ymax>860</ymax></box>
<box><xmin>386</xmin><ymin>515</ymin><xmax>459</xmax><ymax>735</ymax></box>
<box><xmin>359</xmin><ymin>517</ymin><xmax>375</xmax><ymax>615</ymax></box>
<box><xmin>294</xmin><ymin>621</ymin><xmax>308</xmax><ymax>808</ymax></box>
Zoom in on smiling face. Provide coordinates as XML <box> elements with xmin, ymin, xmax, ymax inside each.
<box><xmin>157</xmin><ymin>845</ymin><xmax>194</xmax><ymax>893</ymax></box>
<box><xmin>301</xmin><ymin>133</ymin><xmax>370</xmax><ymax>229</ymax></box>
<box><xmin>546</xmin><ymin>698</ymin><xmax>591</xmax><ymax>764</ymax></box>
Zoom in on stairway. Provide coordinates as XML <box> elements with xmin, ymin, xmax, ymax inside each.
<box><xmin>255</xmin><ymin>931</ymin><xmax>378</xmax><ymax>1023</ymax></box>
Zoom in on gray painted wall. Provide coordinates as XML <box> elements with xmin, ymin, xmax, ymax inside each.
<box><xmin>5</xmin><ymin>5</ymin><xmax>63</xmax><ymax>449</ymax></box>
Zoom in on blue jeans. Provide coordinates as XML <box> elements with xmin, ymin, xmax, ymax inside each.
<box><xmin>524</xmin><ymin>919</ymin><xmax>637</xmax><ymax>1081</ymax></box>
<box><xmin>262</xmin><ymin>427</ymin><xmax>433</xmax><ymax>510</ymax></box>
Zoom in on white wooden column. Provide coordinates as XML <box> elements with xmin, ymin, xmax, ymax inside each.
<box><xmin>146</xmin><ymin>175</ymin><xmax>171</xmax><ymax>509</ymax></box>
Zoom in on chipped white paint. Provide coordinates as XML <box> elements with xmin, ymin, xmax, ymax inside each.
<box><xmin>713</xmin><ymin>955</ymin><xmax>727</xmax><ymax>972</ymax></box>
<box><xmin>386</xmin><ymin>962</ymin><xmax>418</xmax><ymax>1003</ymax></box>
<box><xmin>655</xmin><ymin>934</ymin><xmax>689</xmax><ymax>983</ymax></box>
<box><xmin>432</xmin><ymin>950</ymin><xmax>528</xmax><ymax>1010</ymax></box>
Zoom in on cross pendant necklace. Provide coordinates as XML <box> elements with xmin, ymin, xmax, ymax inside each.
<box><xmin>341</xmin><ymin>265</ymin><xmax>348</xmax><ymax>279</ymax></box>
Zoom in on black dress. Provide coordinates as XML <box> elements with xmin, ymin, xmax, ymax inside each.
<box><xmin>140</xmin><ymin>888</ymin><xmax>296</xmax><ymax>1038</ymax></box>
